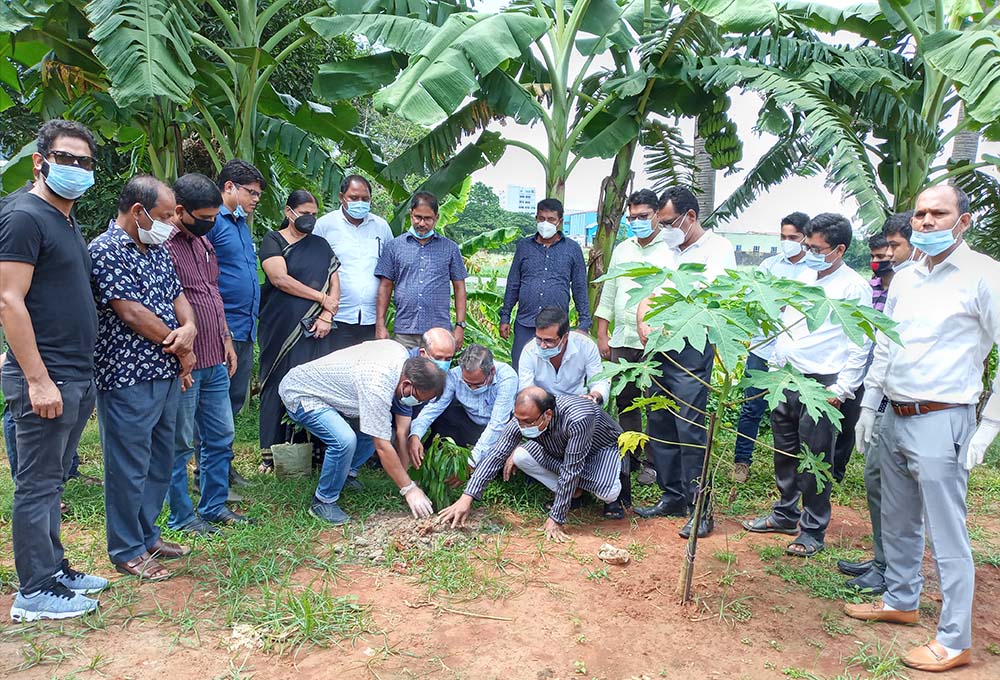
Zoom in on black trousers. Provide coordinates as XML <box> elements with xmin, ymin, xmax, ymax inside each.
<box><xmin>771</xmin><ymin>372</ymin><xmax>839</xmax><ymax>541</ymax></box>
<box><xmin>428</xmin><ymin>400</ymin><xmax>485</xmax><ymax>448</ymax></box>
<box><xmin>832</xmin><ymin>385</ymin><xmax>864</xmax><ymax>482</ymax></box>
<box><xmin>646</xmin><ymin>342</ymin><xmax>714</xmax><ymax>508</ymax></box>
<box><xmin>326</xmin><ymin>322</ymin><xmax>376</xmax><ymax>353</ymax></box>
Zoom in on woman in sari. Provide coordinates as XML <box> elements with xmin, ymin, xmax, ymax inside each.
<box><xmin>257</xmin><ymin>190</ymin><xmax>340</xmax><ymax>471</ymax></box>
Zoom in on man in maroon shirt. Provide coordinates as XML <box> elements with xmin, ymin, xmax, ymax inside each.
<box><xmin>163</xmin><ymin>174</ymin><xmax>248</xmax><ymax>533</ymax></box>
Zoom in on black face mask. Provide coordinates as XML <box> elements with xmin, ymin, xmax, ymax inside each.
<box><xmin>183</xmin><ymin>216</ymin><xmax>215</xmax><ymax>237</ymax></box>
<box><xmin>870</xmin><ymin>259</ymin><xmax>893</xmax><ymax>276</ymax></box>
<box><xmin>294</xmin><ymin>214</ymin><xmax>317</xmax><ymax>234</ymax></box>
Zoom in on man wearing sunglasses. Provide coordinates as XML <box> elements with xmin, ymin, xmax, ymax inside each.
<box><xmin>1</xmin><ymin>120</ymin><xmax>107</xmax><ymax>621</ymax></box>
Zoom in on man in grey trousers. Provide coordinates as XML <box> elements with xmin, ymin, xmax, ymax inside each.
<box><xmin>846</xmin><ymin>185</ymin><xmax>1000</xmax><ymax>673</ymax></box>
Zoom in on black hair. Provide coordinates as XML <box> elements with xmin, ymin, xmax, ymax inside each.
<box><xmin>627</xmin><ymin>189</ymin><xmax>660</xmax><ymax>211</ymax></box>
<box><xmin>536</xmin><ymin>197</ymin><xmax>564</xmax><ymax>219</ymax></box>
<box><xmin>117</xmin><ymin>174</ymin><xmax>170</xmax><ymax>214</ymax></box>
<box><xmin>340</xmin><ymin>174</ymin><xmax>372</xmax><ymax>195</ymax></box>
<box><xmin>516</xmin><ymin>386</ymin><xmax>556</xmax><ymax>414</ymax></box>
<box><xmin>659</xmin><ymin>186</ymin><xmax>699</xmax><ymax>218</ymax></box>
<box><xmin>882</xmin><ymin>211</ymin><xmax>913</xmax><ymax>241</ymax></box>
<box><xmin>805</xmin><ymin>213</ymin><xmax>852</xmax><ymax>250</ymax></box>
<box><xmin>37</xmin><ymin>119</ymin><xmax>97</xmax><ymax>158</ymax></box>
<box><xmin>402</xmin><ymin>357</ymin><xmax>447</xmax><ymax>398</ymax></box>
<box><xmin>217</xmin><ymin>158</ymin><xmax>266</xmax><ymax>191</ymax></box>
<box><xmin>780</xmin><ymin>211</ymin><xmax>810</xmax><ymax>233</ymax></box>
<box><xmin>280</xmin><ymin>189</ymin><xmax>317</xmax><ymax>228</ymax></box>
<box><xmin>868</xmin><ymin>233</ymin><xmax>888</xmax><ymax>250</ymax></box>
<box><xmin>946</xmin><ymin>185</ymin><xmax>971</xmax><ymax>215</ymax></box>
<box><xmin>410</xmin><ymin>191</ymin><xmax>439</xmax><ymax>214</ymax></box>
<box><xmin>173</xmin><ymin>173</ymin><xmax>222</xmax><ymax>213</ymax></box>
<box><xmin>534</xmin><ymin>306</ymin><xmax>569</xmax><ymax>337</ymax></box>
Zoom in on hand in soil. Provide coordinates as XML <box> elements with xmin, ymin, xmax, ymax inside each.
<box><xmin>543</xmin><ymin>518</ymin><xmax>570</xmax><ymax>543</ymax></box>
<box><xmin>438</xmin><ymin>494</ymin><xmax>473</xmax><ymax>528</ymax></box>
<box><xmin>404</xmin><ymin>486</ymin><xmax>434</xmax><ymax>519</ymax></box>
<box><xmin>502</xmin><ymin>453</ymin><xmax>517</xmax><ymax>481</ymax></box>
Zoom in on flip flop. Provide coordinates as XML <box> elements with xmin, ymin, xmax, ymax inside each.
<box><xmin>786</xmin><ymin>534</ymin><xmax>824</xmax><ymax>557</ymax></box>
<box><xmin>742</xmin><ymin>515</ymin><xmax>799</xmax><ymax>535</ymax></box>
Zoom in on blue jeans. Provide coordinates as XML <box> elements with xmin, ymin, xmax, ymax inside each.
<box><xmin>288</xmin><ymin>405</ymin><xmax>375</xmax><ymax>504</ymax></box>
<box><xmin>168</xmin><ymin>365</ymin><xmax>235</xmax><ymax>527</ymax></box>
<box><xmin>734</xmin><ymin>352</ymin><xmax>769</xmax><ymax>465</ymax></box>
<box><xmin>3</xmin><ymin>407</ymin><xmax>16</xmax><ymax>480</ymax></box>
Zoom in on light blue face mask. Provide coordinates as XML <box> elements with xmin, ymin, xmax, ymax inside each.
<box><xmin>409</xmin><ymin>226</ymin><xmax>435</xmax><ymax>240</ymax></box>
<box><xmin>803</xmin><ymin>250</ymin><xmax>835</xmax><ymax>272</ymax></box>
<box><xmin>233</xmin><ymin>204</ymin><xmax>247</xmax><ymax>220</ymax></box>
<box><xmin>345</xmin><ymin>201</ymin><xmax>370</xmax><ymax>220</ymax></box>
<box><xmin>536</xmin><ymin>338</ymin><xmax>563</xmax><ymax>360</ymax></box>
<box><xmin>520</xmin><ymin>425</ymin><xmax>542</xmax><ymax>439</ymax></box>
<box><xmin>631</xmin><ymin>219</ymin><xmax>654</xmax><ymax>239</ymax></box>
<box><xmin>910</xmin><ymin>218</ymin><xmax>960</xmax><ymax>256</ymax></box>
<box><xmin>433</xmin><ymin>359</ymin><xmax>451</xmax><ymax>372</ymax></box>
<box><xmin>42</xmin><ymin>161</ymin><xmax>94</xmax><ymax>200</ymax></box>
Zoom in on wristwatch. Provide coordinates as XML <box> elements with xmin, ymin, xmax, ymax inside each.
<box><xmin>455</xmin><ymin>321</ymin><xmax>467</xmax><ymax>328</ymax></box>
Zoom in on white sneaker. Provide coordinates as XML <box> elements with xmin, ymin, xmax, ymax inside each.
<box><xmin>10</xmin><ymin>582</ymin><xmax>99</xmax><ymax>622</ymax></box>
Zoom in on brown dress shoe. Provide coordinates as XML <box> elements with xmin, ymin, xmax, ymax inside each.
<box><xmin>903</xmin><ymin>641</ymin><xmax>971</xmax><ymax>672</ymax></box>
<box><xmin>148</xmin><ymin>538</ymin><xmax>191</xmax><ymax>560</ymax></box>
<box><xmin>843</xmin><ymin>600</ymin><xmax>918</xmax><ymax>624</ymax></box>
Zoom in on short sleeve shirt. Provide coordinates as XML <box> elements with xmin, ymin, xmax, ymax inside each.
<box><xmin>89</xmin><ymin>225</ymin><xmax>183</xmax><ymax>391</ymax></box>
<box><xmin>373</xmin><ymin>233</ymin><xmax>467</xmax><ymax>334</ymax></box>
<box><xmin>0</xmin><ymin>191</ymin><xmax>98</xmax><ymax>381</ymax></box>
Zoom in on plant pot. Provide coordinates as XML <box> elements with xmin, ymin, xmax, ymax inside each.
<box><xmin>271</xmin><ymin>441</ymin><xmax>312</xmax><ymax>479</ymax></box>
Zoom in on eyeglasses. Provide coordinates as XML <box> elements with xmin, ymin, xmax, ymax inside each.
<box><xmin>805</xmin><ymin>245</ymin><xmax>835</xmax><ymax>255</ymax></box>
<box><xmin>48</xmin><ymin>150</ymin><xmax>96</xmax><ymax>171</ymax></box>
<box><xmin>626</xmin><ymin>213</ymin><xmax>654</xmax><ymax>223</ymax></box>
<box><xmin>236</xmin><ymin>184</ymin><xmax>262</xmax><ymax>199</ymax></box>
<box><xmin>411</xmin><ymin>214</ymin><xmax>437</xmax><ymax>224</ymax></box>
<box><xmin>463</xmin><ymin>373</ymin><xmax>493</xmax><ymax>390</ymax></box>
<box><xmin>535</xmin><ymin>335</ymin><xmax>563</xmax><ymax>349</ymax></box>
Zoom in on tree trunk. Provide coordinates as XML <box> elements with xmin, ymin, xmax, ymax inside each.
<box><xmin>692</xmin><ymin>122</ymin><xmax>716</xmax><ymax>217</ymax></box>
<box><xmin>587</xmin><ymin>141</ymin><xmax>637</xmax><ymax>319</ymax></box>
<box><xmin>948</xmin><ymin>103</ymin><xmax>981</xmax><ymax>168</ymax></box>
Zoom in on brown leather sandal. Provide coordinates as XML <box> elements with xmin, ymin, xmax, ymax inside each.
<box><xmin>114</xmin><ymin>552</ymin><xmax>171</xmax><ymax>581</ymax></box>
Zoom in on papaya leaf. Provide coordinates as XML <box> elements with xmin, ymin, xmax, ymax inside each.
<box><xmin>618</xmin><ymin>431</ymin><xmax>650</xmax><ymax>458</ymax></box>
<box><xmin>592</xmin><ymin>358</ymin><xmax>663</xmax><ymax>399</ymax></box>
<box><xmin>740</xmin><ymin>365</ymin><xmax>843</xmax><ymax>430</ymax></box>
<box><xmin>620</xmin><ymin>395</ymin><xmax>677</xmax><ymax>415</ymax></box>
<box><xmin>643</xmin><ymin>300</ymin><xmax>756</xmax><ymax>373</ymax></box>
<box><xmin>797</xmin><ymin>443</ymin><xmax>833</xmax><ymax>494</ymax></box>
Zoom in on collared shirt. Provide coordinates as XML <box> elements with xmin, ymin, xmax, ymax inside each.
<box><xmin>595</xmin><ymin>235</ymin><xmax>676</xmax><ymax>350</ymax></box>
<box><xmin>862</xmin><ymin>242</ymin><xmax>1000</xmax><ymax>420</ymax></box>
<box><xmin>314</xmin><ymin>207</ymin><xmax>393</xmax><ymax>325</ymax></box>
<box><xmin>773</xmin><ymin>264</ymin><xmax>873</xmax><ymax>401</ymax></box>
<box><xmin>500</xmin><ymin>234</ymin><xmax>592</xmax><ymax>329</ymax></box>
<box><xmin>518</xmin><ymin>331</ymin><xmax>609</xmax><ymax>403</ymax></box>
<box><xmin>750</xmin><ymin>253</ymin><xmax>812</xmax><ymax>362</ymax></box>
<box><xmin>164</xmin><ymin>228</ymin><xmax>227</xmax><ymax>370</ymax></box>
<box><xmin>89</xmin><ymin>225</ymin><xmax>182</xmax><ymax>391</ymax></box>
<box><xmin>870</xmin><ymin>276</ymin><xmax>888</xmax><ymax>312</ymax></box>
<box><xmin>464</xmin><ymin>395</ymin><xmax>623</xmax><ymax>523</ymax></box>
<box><xmin>410</xmin><ymin>361</ymin><xmax>518</xmax><ymax>465</ymax></box>
<box><xmin>670</xmin><ymin>229</ymin><xmax>737</xmax><ymax>282</ymax></box>
<box><xmin>207</xmin><ymin>205</ymin><xmax>259</xmax><ymax>341</ymax></box>
<box><xmin>374</xmin><ymin>232</ymin><xmax>468</xmax><ymax>334</ymax></box>
<box><xmin>278</xmin><ymin>339</ymin><xmax>406</xmax><ymax>441</ymax></box>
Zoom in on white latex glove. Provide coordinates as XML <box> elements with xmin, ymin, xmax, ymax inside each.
<box><xmin>855</xmin><ymin>407</ymin><xmax>876</xmax><ymax>455</ymax></box>
<box><xmin>964</xmin><ymin>419</ymin><xmax>1000</xmax><ymax>471</ymax></box>
<box><xmin>404</xmin><ymin>485</ymin><xmax>434</xmax><ymax>519</ymax></box>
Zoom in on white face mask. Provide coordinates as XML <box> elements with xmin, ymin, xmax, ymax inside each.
<box><xmin>661</xmin><ymin>227</ymin><xmax>685</xmax><ymax>248</ymax></box>
<box><xmin>138</xmin><ymin>208</ymin><xmax>174</xmax><ymax>245</ymax></box>
<box><xmin>537</xmin><ymin>222</ymin><xmax>558</xmax><ymax>239</ymax></box>
<box><xmin>779</xmin><ymin>239</ymin><xmax>804</xmax><ymax>260</ymax></box>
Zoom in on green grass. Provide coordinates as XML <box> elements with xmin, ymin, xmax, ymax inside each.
<box><xmin>756</xmin><ymin>543</ymin><xmax>875</xmax><ymax>603</ymax></box>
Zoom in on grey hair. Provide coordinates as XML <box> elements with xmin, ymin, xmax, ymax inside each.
<box><xmin>459</xmin><ymin>344</ymin><xmax>494</xmax><ymax>374</ymax></box>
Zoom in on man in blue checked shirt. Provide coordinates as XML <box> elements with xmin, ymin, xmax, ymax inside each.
<box><xmin>407</xmin><ymin>344</ymin><xmax>518</xmax><ymax>469</ymax></box>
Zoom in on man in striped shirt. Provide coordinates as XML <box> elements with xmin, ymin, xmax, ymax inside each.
<box><xmin>439</xmin><ymin>387</ymin><xmax>625</xmax><ymax>541</ymax></box>
<box><xmin>163</xmin><ymin>174</ymin><xmax>247</xmax><ymax>533</ymax></box>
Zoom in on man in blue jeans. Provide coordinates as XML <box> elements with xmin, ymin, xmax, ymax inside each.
<box><xmin>164</xmin><ymin>173</ymin><xmax>247</xmax><ymax>534</ymax></box>
<box><xmin>732</xmin><ymin>211</ymin><xmax>810</xmax><ymax>483</ymax></box>
<box><xmin>279</xmin><ymin>339</ymin><xmax>445</xmax><ymax>525</ymax></box>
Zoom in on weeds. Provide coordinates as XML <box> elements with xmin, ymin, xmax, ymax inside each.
<box><xmin>844</xmin><ymin>639</ymin><xmax>908</xmax><ymax>679</ymax></box>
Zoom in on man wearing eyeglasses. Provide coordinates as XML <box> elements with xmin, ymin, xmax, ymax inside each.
<box><xmin>518</xmin><ymin>306</ymin><xmax>609</xmax><ymax>405</ymax></box>
<box><xmin>1</xmin><ymin>120</ymin><xmax>108</xmax><ymax>621</ymax></box>
<box><xmin>595</xmin><ymin>188</ymin><xmax>675</xmax><ymax>486</ymax></box>
<box><xmin>407</xmin><ymin>344</ymin><xmax>518</xmax><ymax>469</ymax></box>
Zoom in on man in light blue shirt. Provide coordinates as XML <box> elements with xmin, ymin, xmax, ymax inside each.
<box><xmin>314</xmin><ymin>175</ymin><xmax>393</xmax><ymax>350</ymax></box>
<box><xmin>407</xmin><ymin>344</ymin><xmax>518</xmax><ymax>467</ymax></box>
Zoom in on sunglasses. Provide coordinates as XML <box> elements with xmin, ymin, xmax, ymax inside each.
<box><xmin>48</xmin><ymin>150</ymin><xmax>96</xmax><ymax>171</ymax></box>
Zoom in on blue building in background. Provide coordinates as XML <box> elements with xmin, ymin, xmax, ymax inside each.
<box><xmin>564</xmin><ymin>211</ymin><xmax>630</xmax><ymax>245</ymax></box>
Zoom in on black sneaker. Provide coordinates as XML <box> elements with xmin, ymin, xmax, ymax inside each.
<box><xmin>177</xmin><ymin>517</ymin><xmax>221</xmax><ymax>536</ymax></box>
<box><xmin>309</xmin><ymin>498</ymin><xmax>350</xmax><ymax>525</ymax></box>
<box><xmin>205</xmin><ymin>508</ymin><xmax>255</xmax><ymax>526</ymax></box>
<box><xmin>343</xmin><ymin>476</ymin><xmax>363</xmax><ymax>491</ymax></box>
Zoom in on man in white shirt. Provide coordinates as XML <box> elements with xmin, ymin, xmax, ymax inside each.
<box><xmin>313</xmin><ymin>175</ymin><xmax>393</xmax><ymax>350</ymax></box>
<box><xmin>595</xmin><ymin>189</ymin><xmax>675</xmax><ymax>485</ymax></box>
<box><xmin>519</xmin><ymin>307</ymin><xmax>609</xmax><ymax>404</ymax></box>
<box><xmin>733</xmin><ymin>211</ymin><xmax>810</xmax><ymax>484</ymax></box>
<box><xmin>279</xmin><ymin>340</ymin><xmax>445</xmax><ymax>525</ymax></box>
<box><xmin>742</xmin><ymin>213</ymin><xmax>872</xmax><ymax>558</ymax></box>
<box><xmin>407</xmin><ymin>344</ymin><xmax>518</xmax><ymax>468</ymax></box>
<box><xmin>634</xmin><ymin>186</ymin><xmax>736</xmax><ymax>540</ymax></box>
<box><xmin>845</xmin><ymin>185</ymin><xmax>1000</xmax><ymax>673</ymax></box>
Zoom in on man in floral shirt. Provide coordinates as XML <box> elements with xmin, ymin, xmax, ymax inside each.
<box><xmin>89</xmin><ymin>175</ymin><xmax>198</xmax><ymax>582</ymax></box>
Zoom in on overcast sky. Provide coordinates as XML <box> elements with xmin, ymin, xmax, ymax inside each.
<box><xmin>468</xmin><ymin>0</ymin><xmax>998</xmax><ymax>233</ymax></box>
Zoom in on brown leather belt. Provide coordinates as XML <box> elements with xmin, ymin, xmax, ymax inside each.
<box><xmin>890</xmin><ymin>401</ymin><xmax>964</xmax><ymax>417</ymax></box>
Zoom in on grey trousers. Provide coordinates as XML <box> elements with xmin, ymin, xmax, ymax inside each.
<box><xmin>394</xmin><ymin>333</ymin><xmax>422</xmax><ymax>350</ymax></box>
<box><xmin>880</xmin><ymin>407</ymin><xmax>976</xmax><ymax>650</ymax></box>
<box><xmin>770</xmin><ymin>372</ymin><xmax>838</xmax><ymax>541</ymax></box>
<box><xmin>2</xmin><ymin>370</ymin><xmax>95</xmax><ymax>594</ymax></box>
<box><xmin>864</xmin><ymin>410</ymin><xmax>887</xmax><ymax>570</ymax></box>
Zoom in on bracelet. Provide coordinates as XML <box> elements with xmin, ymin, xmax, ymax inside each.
<box><xmin>318</xmin><ymin>315</ymin><xmax>333</xmax><ymax>323</ymax></box>
<box><xmin>399</xmin><ymin>481</ymin><xmax>417</xmax><ymax>496</ymax></box>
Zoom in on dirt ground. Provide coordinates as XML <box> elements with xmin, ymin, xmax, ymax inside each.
<box><xmin>2</xmin><ymin>505</ymin><xmax>999</xmax><ymax>680</ymax></box>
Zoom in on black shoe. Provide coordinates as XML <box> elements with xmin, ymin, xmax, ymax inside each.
<box><xmin>205</xmin><ymin>508</ymin><xmax>255</xmax><ymax>526</ymax></box>
<box><xmin>177</xmin><ymin>517</ymin><xmax>221</xmax><ymax>536</ymax></box>
<box><xmin>634</xmin><ymin>496</ymin><xmax>689</xmax><ymax>519</ymax></box>
<box><xmin>846</xmin><ymin>565</ymin><xmax>886</xmax><ymax>594</ymax></box>
<box><xmin>229</xmin><ymin>469</ymin><xmax>251</xmax><ymax>488</ymax></box>
<box><xmin>837</xmin><ymin>558</ymin><xmax>874</xmax><ymax>577</ymax></box>
<box><xmin>602</xmin><ymin>501</ymin><xmax>625</xmax><ymax>520</ymax></box>
<box><xmin>343</xmin><ymin>476</ymin><xmax>363</xmax><ymax>491</ymax></box>
<box><xmin>679</xmin><ymin>511</ymin><xmax>714</xmax><ymax>539</ymax></box>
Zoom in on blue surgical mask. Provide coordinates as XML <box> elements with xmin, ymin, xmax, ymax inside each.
<box><xmin>803</xmin><ymin>250</ymin><xmax>835</xmax><ymax>272</ymax></box>
<box><xmin>433</xmin><ymin>359</ymin><xmax>451</xmax><ymax>372</ymax></box>
<box><xmin>631</xmin><ymin>219</ymin><xmax>654</xmax><ymax>239</ymax></box>
<box><xmin>41</xmin><ymin>161</ymin><xmax>94</xmax><ymax>200</ymax></box>
<box><xmin>469</xmin><ymin>383</ymin><xmax>490</xmax><ymax>394</ymax></box>
<box><xmin>520</xmin><ymin>425</ymin><xmax>542</xmax><ymax>439</ymax></box>
<box><xmin>537</xmin><ymin>338</ymin><xmax>563</xmax><ymax>360</ymax></box>
<box><xmin>345</xmin><ymin>201</ymin><xmax>370</xmax><ymax>220</ymax></box>
<box><xmin>910</xmin><ymin>218</ymin><xmax>960</xmax><ymax>256</ymax></box>
<box><xmin>233</xmin><ymin>204</ymin><xmax>247</xmax><ymax>220</ymax></box>
<box><xmin>409</xmin><ymin>226</ymin><xmax>435</xmax><ymax>240</ymax></box>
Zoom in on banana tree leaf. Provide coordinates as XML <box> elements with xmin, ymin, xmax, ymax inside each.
<box><xmin>574</xmin><ymin>114</ymin><xmax>640</xmax><ymax>159</ymax></box>
<box><xmin>681</xmin><ymin>0</ymin><xmax>779</xmax><ymax>32</ymax></box>
<box><xmin>923</xmin><ymin>28</ymin><xmax>1000</xmax><ymax>125</ymax></box>
<box><xmin>777</xmin><ymin>1</ymin><xmax>895</xmax><ymax>42</ymax></box>
<box><xmin>326</xmin><ymin>0</ymin><xmax>468</xmax><ymax>27</ymax></box>
<box><xmin>229</xmin><ymin>46</ymin><xmax>277</xmax><ymax>68</ymax></box>
<box><xmin>577</xmin><ymin>0</ymin><xmax>636</xmax><ymax>50</ymax></box>
<box><xmin>0</xmin><ymin>140</ymin><xmax>36</xmax><ymax>193</ymax></box>
<box><xmin>255</xmin><ymin>115</ymin><xmax>346</xmax><ymax>203</ymax></box>
<box><xmin>459</xmin><ymin>226</ymin><xmax>522</xmax><ymax>258</ymax></box>
<box><xmin>307</xmin><ymin>14</ymin><xmax>439</xmax><ymax>55</ymax></box>
<box><xmin>480</xmin><ymin>69</ymin><xmax>545</xmax><ymax>124</ymax></box>
<box><xmin>313</xmin><ymin>52</ymin><xmax>406</xmax><ymax>101</ymax></box>
<box><xmin>0</xmin><ymin>0</ymin><xmax>53</xmax><ymax>32</ymax></box>
<box><xmin>878</xmin><ymin>0</ymin><xmax>938</xmax><ymax>34</ymax></box>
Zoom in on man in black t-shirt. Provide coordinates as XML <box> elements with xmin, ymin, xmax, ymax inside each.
<box><xmin>0</xmin><ymin>120</ymin><xmax>109</xmax><ymax>622</ymax></box>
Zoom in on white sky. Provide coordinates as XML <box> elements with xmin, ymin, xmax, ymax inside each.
<box><xmin>468</xmin><ymin>0</ymin><xmax>999</xmax><ymax>232</ymax></box>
